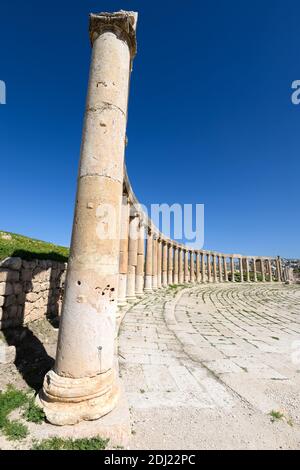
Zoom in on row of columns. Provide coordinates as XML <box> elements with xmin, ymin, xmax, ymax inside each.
<box><xmin>117</xmin><ymin>213</ymin><xmax>283</xmax><ymax>304</ymax></box>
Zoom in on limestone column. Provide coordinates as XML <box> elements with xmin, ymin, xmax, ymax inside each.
<box><xmin>135</xmin><ymin>221</ymin><xmax>145</xmax><ymax>297</ymax></box>
<box><xmin>239</xmin><ymin>257</ymin><xmax>244</xmax><ymax>282</ymax></box>
<box><xmin>144</xmin><ymin>228</ymin><xmax>153</xmax><ymax>292</ymax></box>
<box><xmin>173</xmin><ymin>245</ymin><xmax>179</xmax><ymax>284</ymax></box>
<box><xmin>245</xmin><ymin>257</ymin><xmax>250</xmax><ymax>282</ymax></box>
<box><xmin>223</xmin><ymin>256</ymin><xmax>228</xmax><ymax>282</ymax></box>
<box><xmin>212</xmin><ymin>253</ymin><xmax>217</xmax><ymax>282</ymax></box>
<box><xmin>152</xmin><ymin>234</ymin><xmax>158</xmax><ymax>290</ymax></box>
<box><xmin>162</xmin><ymin>241</ymin><xmax>168</xmax><ymax>287</ymax></box>
<box><xmin>230</xmin><ymin>257</ymin><xmax>235</xmax><ymax>282</ymax></box>
<box><xmin>178</xmin><ymin>247</ymin><xmax>184</xmax><ymax>284</ymax></box>
<box><xmin>38</xmin><ymin>11</ymin><xmax>138</xmax><ymax>425</ymax></box>
<box><xmin>201</xmin><ymin>252</ymin><xmax>206</xmax><ymax>282</ymax></box>
<box><xmin>261</xmin><ymin>258</ymin><xmax>266</xmax><ymax>282</ymax></box>
<box><xmin>126</xmin><ymin>213</ymin><xmax>139</xmax><ymax>301</ymax></box>
<box><xmin>157</xmin><ymin>238</ymin><xmax>162</xmax><ymax>288</ymax></box>
<box><xmin>267</xmin><ymin>259</ymin><xmax>272</xmax><ymax>282</ymax></box>
<box><xmin>184</xmin><ymin>250</ymin><xmax>189</xmax><ymax>283</ymax></box>
<box><xmin>276</xmin><ymin>256</ymin><xmax>282</xmax><ymax>282</ymax></box>
<box><xmin>207</xmin><ymin>253</ymin><xmax>212</xmax><ymax>283</ymax></box>
<box><xmin>253</xmin><ymin>258</ymin><xmax>257</xmax><ymax>282</ymax></box>
<box><xmin>168</xmin><ymin>243</ymin><xmax>173</xmax><ymax>285</ymax></box>
<box><xmin>196</xmin><ymin>251</ymin><xmax>201</xmax><ymax>282</ymax></box>
<box><xmin>219</xmin><ymin>255</ymin><xmax>223</xmax><ymax>282</ymax></box>
<box><xmin>118</xmin><ymin>195</ymin><xmax>130</xmax><ymax>306</ymax></box>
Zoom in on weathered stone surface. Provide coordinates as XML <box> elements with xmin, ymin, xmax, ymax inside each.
<box><xmin>0</xmin><ymin>257</ymin><xmax>22</xmax><ymax>270</ymax></box>
<box><xmin>0</xmin><ymin>342</ymin><xmax>16</xmax><ymax>364</ymax></box>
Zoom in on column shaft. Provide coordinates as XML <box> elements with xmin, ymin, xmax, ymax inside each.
<box><xmin>162</xmin><ymin>241</ymin><xmax>168</xmax><ymax>287</ymax></box>
<box><xmin>173</xmin><ymin>246</ymin><xmax>179</xmax><ymax>284</ymax></box>
<box><xmin>135</xmin><ymin>222</ymin><xmax>145</xmax><ymax>296</ymax></box>
<box><xmin>126</xmin><ymin>214</ymin><xmax>139</xmax><ymax>301</ymax></box>
<box><xmin>118</xmin><ymin>196</ymin><xmax>130</xmax><ymax>306</ymax></box>
<box><xmin>144</xmin><ymin>229</ymin><xmax>153</xmax><ymax>292</ymax></box>
<box><xmin>152</xmin><ymin>235</ymin><xmax>158</xmax><ymax>290</ymax></box>
<box><xmin>168</xmin><ymin>244</ymin><xmax>173</xmax><ymax>285</ymax></box>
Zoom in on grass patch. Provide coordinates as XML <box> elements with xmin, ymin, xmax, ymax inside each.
<box><xmin>32</xmin><ymin>436</ymin><xmax>109</xmax><ymax>450</ymax></box>
<box><xmin>271</xmin><ymin>336</ymin><xmax>279</xmax><ymax>341</ymax></box>
<box><xmin>269</xmin><ymin>410</ymin><xmax>284</xmax><ymax>422</ymax></box>
<box><xmin>5</xmin><ymin>420</ymin><xmax>29</xmax><ymax>440</ymax></box>
<box><xmin>23</xmin><ymin>399</ymin><xmax>45</xmax><ymax>424</ymax></box>
<box><xmin>0</xmin><ymin>230</ymin><xmax>69</xmax><ymax>262</ymax></box>
<box><xmin>0</xmin><ymin>385</ymin><xmax>29</xmax><ymax>440</ymax></box>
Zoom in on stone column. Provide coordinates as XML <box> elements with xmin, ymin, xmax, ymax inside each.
<box><xmin>152</xmin><ymin>234</ymin><xmax>158</xmax><ymax>290</ymax></box>
<box><xmin>196</xmin><ymin>251</ymin><xmax>201</xmax><ymax>282</ymax></box>
<box><xmin>157</xmin><ymin>238</ymin><xmax>162</xmax><ymax>288</ymax></box>
<box><xmin>38</xmin><ymin>11</ymin><xmax>138</xmax><ymax>425</ymax></box>
<box><xmin>223</xmin><ymin>256</ymin><xmax>228</xmax><ymax>282</ymax></box>
<box><xmin>168</xmin><ymin>243</ymin><xmax>173</xmax><ymax>285</ymax></box>
<box><xmin>144</xmin><ymin>228</ymin><xmax>153</xmax><ymax>292</ymax></box>
<box><xmin>207</xmin><ymin>253</ymin><xmax>212</xmax><ymax>283</ymax></box>
<box><xmin>173</xmin><ymin>245</ymin><xmax>179</xmax><ymax>284</ymax></box>
<box><xmin>178</xmin><ymin>247</ymin><xmax>184</xmax><ymax>284</ymax></box>
<box><xmin>135</xmin><ymin>221</ymin><xmax>145</xmax><ymax>297</ymax></box>
<box><xmin>261</xmin><ymin>258</ymin><xmax>266</xmax><ymax>282</ymax></box>
<box><xmin>230</xmin><ymin>257</ymin><xmax>235</xmax><ymax>282</ymax></box>
<box><xmin>219</xmin><ymin>255</ymin><xmax>223</xmax><ymax>282</ymax></box>
<box><xmin>239</xmin><ymin>257</ymin><xmax>244</xmax><ymax>282</ymax></box>
<box><xmin>117</xmin><ymin>195</ymin><xmax>130</xmax><ymax>306</ymax></box>
<box><xmin>212</xmin><ymin>253</ymin><xmax>217</xmax><ymax>282</ymax></box>
<box><xmin>201</xmin><ymin>252</ymin><xmax>206</xmax><ymax>283</ymax></box>
<box><xmin>253</xmin><ymin>258</ymin><xmax>257</xmax><ymax>282</ymax></box>
<box><xmin>267</xmin><ymin>259</ymin><xmax>273</xmax><ymax>282</ymax></box>
<box><xmin>126</xmin><ymin>213</ymin><xmax>139</xmax><ymax>301</ymax></box>
<box><xmin>245</xmin><ymin>257</ymin><xmax>250</xmax><ymax>282</ymax></box>
<box><xmin>189</xmin><ymin>251</ymin><xmax>194</xmax><ymax>283</ymax></box>
<box><xmin>162</xmin><ymin>241</ymin><xmax>168</xmax><ymax>287</ymax></box>
<box><xmin>276</xmin><ymin>256</ymin><xmax>282</xmax><ymax>282</ymax></box>
<box><xmin>184</xmin><ymin>250</ymin><xmax>189</xmax><ymax>283</ymax></box>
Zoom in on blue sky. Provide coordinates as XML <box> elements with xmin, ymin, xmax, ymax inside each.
<box><xmin>0</xmin><ymin>0</ymin><xmax>299</xmax><ymax>258</ymax></box>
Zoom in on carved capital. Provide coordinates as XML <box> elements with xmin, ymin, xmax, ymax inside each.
<box><xmin>89</xmin><ymin>10</ymin><xmax>138</xmax><ymax>60</ymax></box>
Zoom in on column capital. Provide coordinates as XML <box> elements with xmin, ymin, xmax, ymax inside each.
<box><xmin>89</xmin><ymin>11</ymin><xmax>138</xmax><ymax>60</ymax></box>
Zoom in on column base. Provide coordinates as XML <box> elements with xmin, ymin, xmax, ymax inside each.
<box><xmin>36</xmin><ymin>369</ymin><xmax>119</xmax><ymax>426</ymax></box>
<box><xmin>144</xmin><ymin>287</ymin><xmax>153</xmax><ymax>293</ymax></box>
<box><xmin>126</xmin><ymin>296</ymin><xmax>137</xmax><ymax>303</ymax></box>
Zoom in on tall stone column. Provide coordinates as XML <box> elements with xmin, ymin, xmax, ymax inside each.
<box><xmin>261</xmin><ymin>258</ymin><xmax>266</xmax><ymax>282</ymax></box>
<box><xmin>126</xmin><ymin>213</ymin><xmax>139</xmax><ymax>301</ymax></box>
<box><xmin>223</xmin><ymin>256</ymin><xmax>228</xmax><ymax>282</ymax></box>
<box><xmin>207</xmin><ymin>253</ymin><xmax>212</xmax><ymax>283</ymax></box>
<box><xmin>173</xmin><ymin>245</ymin><xmax>179</xmax><ymax>284</ymax></box>
<box><xmin>152</xmin><ymin>234</ymin><xmax>158</xmax><ymax>290</ymax></box>
<box><xmin>178</xmin><ymin>247</ymin><xmax>184</xmax><ymax>284</ymax></box>
<box><xmin>267</xmin><ymin>259</ymin><xmax>272</xmax><ymax>282</ymax></box>
<box><xmin>212</xmin><ymin>253</ymin><xmax>217</xmax><ymax>282</ymax></box>
<box><xmin>184</xmin><ymin>250</ymin><xmax>189</xmax><ymax>283</ymax></box>
<box><xmin>276</xmin><ymin>256</ymin><xmax>282</xmax><ymax>282</ymax></box>
<box><xmin>230</xmin><ymin>257</ymin><xmax>235</xmax><ymax>282</ymax></box>
<box><xmin>189</xmin><ymin>251</ymin><xmax>194</xmax><ymax>283</ymax></box>
<box><xmin>239</xmin><ymin>257</ymin><xmax>244</xmax><ymax>282</ymax></box>
<box><xmin>201</xmin><ymin>252</ymin><xmax>206</xmax><ymax>283</ymax></box>
<box><xmin>162</xmin><ymin>241</ymin><xmax>168</xmax><ymax>287</ymax></box>
<box><xmin>219</xmin><ymin>255</ymin><xmax>223</xmax><ymax>282</ymax></box>
<box><xmin>196</xmin><ymin>251</ymin><xmax>201</xmax><ymax>282</ymax></box>
<box><xmin>245</xmin><ymin>257</ymin><xmax>250</xmax><ymax>282</ymax></box>
<box><xmin>168</xmin><ymin>243</ymin><xmax>173</xmax><ymax>285</ymax></box>
<box><xmin>157</xmin><ymin>238</ymin><xmax>162</xmax><ymax>288</ymax></box>
<box><xmin>253</xmin><ymin>258</ymin><xmax>257</xmax><ymax>282</ymax></box>
<box><xmin>118</xmin><ymin>195</ymin><xmax>130</xmax><ymax>306</ymax></box>
<box><xmin>144</xmin><ymin>228</ymin><xmax>153</xmax><ymax>292</ymax></box>
<box><xmin>135</xmin><ymin>221</ymin><xmax>145</xmax><ymax>297</ymax></box>
<box><xmin>38</xmin><ymin>11</ymin><xmax>138</xmax><ymax>425</ymax></box>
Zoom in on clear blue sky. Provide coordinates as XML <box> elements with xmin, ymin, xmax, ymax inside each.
<box><xmin>0</xmin><ymin>0</ymin><xmax>299</xmax><ymax>258</ymax></box>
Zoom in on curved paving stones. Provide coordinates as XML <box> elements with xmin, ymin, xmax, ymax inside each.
<box><xmin>119</xmin><ymin>284</ymin><xmax>300</xmax><ymax>449</ymax></box>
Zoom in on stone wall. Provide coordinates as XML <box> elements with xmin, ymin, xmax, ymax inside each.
<box><xmin>0</xmin><ymin>257</ymin><xmax>66</xmax><ymax>329</ymax></box>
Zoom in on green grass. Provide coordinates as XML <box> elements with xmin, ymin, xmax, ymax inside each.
<box><xmin>269</xmin><ymin>410</ymin><xmax>284</xmax><ymax>422</ymax></box>
<box><xmin>0</xmin><ymin>385</ymin><xmax>45</xmax><ymax>441</ymax></box>
<box><xmin>0</xmin><ymin>230</ymin><xmax>69</xmax><ymax>262</ymax></box>
<box><xmin>32</xmin><ymin>436</ymin><xmax>109</xmax><ymax>450</ymax></box>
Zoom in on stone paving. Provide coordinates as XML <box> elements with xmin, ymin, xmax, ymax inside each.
<box><xmin>119</xmin><ymin>283</ymin><xmax>300</xmax><ymax>449</ymax></box>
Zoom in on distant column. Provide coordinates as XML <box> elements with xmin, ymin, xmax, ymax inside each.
<box><xmin>276</xmin><ymin>256</ymin><xmax>282</xmax><ymax>282</ymax></box>
<box><xmin>212</xmin><ymin>253</ymin><xmax>217</xmax><ymax>282</ymax></box>
<box><xmin>245</xmin><ymin>257</ymin><xmax>250</xmax><ymax>282</ymax></box>
<box><xmin>126</xmin><ymin>213</ymin><xmax>139</xmax><ymax>301</ymax></box>
<box><xmin>253</xmin><ymin>258</ymin><xmax>257</xmax><ymax>282</ymax></box>
<box><xmin>223</xmin><ymin>256</ymin><xmax>228</xmax><ymax>282</ymax></box>
<box><xmin>178</xmin><ymin>247</ymin><xmax>184</xmax><ymax>284</ymax></box>
<box><xmin>168</xmin><ymin>243</ymin><xmax>173</xmax><ymax>285</ymax></box>
<box><xmin>267</xmin><ymin>259</ymin><xmax>273</xmax><ymax>282</ymax></box>
<box><xmin>196</xmin><ymin>251</ymin><xmax>201</xmax><ymax>282</ymax></box>
<box><xmin>184</xmin><ymin>250</ymin><xmax>189</xmax><ymax>283</ymax></box>
<box><xmin>201</xmin><ymin>252</ymin><xmax>206</xmax><ymax>283</ymax></box>
<box><xmin>118</xmin><ymin>196</ymin><xmax>130</xmax><ymax>306</ymax></box>
<box><xmin>144</xmin><ymin>228</ymin><xmax>153</xmax><ymax>292</ymax></box>
<box><xmin>162</xmin><ymin>241</ymin><xmax>168</xmax><ymax>287</ymax></box>
<box><xmin>239</xmin><ymin>257</ymin><xmax>244</xmax><ymax>282</ymax></box>
<box><xmin>219</xmin><ymin>255</ymin><xmax>223</xmax><ymax>282</ymax></box>
<box><xmin>173</xmin><ymin>245</ymin><xmax>179</xmax><ymax>284</ymax></box>
<box><xmin>261</xmin><ymin>258</ymin><xmax>266</xmax><ymax>282</ymax></box>
<box><xmin>152</xmin><ymin>234</ymin><xmax>158</xmax><ymax>290</ymax></box>
<box><xmin>230</xmin><ymin>257</ymin><xmax>235</xmax><ymax>282</ymax></box>
<box><xmin>207</xmin><ymin>253</ymin><xmax>212</xmax><ymax>283</ymax></box>
<box><xmin>157</xmin><ymin>238</ymin><xmax>162</xmax><ymax>288</ymax></box>
<box><xmin>135</xmin><ymin>219</ymin><xmax>145</xmax><ymax>297</ymax></box>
